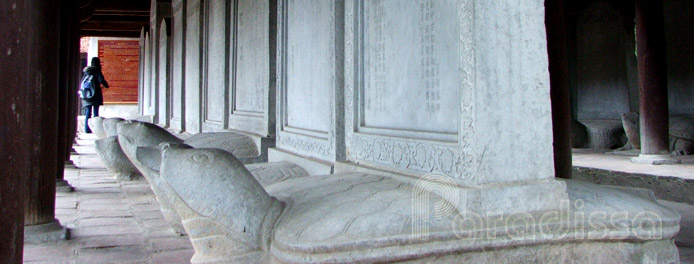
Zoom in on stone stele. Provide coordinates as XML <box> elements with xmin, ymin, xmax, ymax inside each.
<box><xmin>94</xmin><ymin>136</ymin><xmax>143</xmax><ymax>181</ymax></box>
<box><xmin>87</xmin><ymin>116</ymin><xmax>107</xmax><ymax>139</ymax></box>
<box><xmin>160</xmin><ymin>145</ymin><xmax>680</xmax><ymax>263</ymax></box>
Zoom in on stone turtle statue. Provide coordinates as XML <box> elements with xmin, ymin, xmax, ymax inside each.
<box><xmin>159</xmin><ymin>145</ymin><xmax>679</xmax><ymax>263</ymax></box>
<box><xmin>94</xmin><ymin>136</ymin><xmax>142</xmax><ymax>181</ymax></box>
<box><xmin>117</xmin><ymin>120</ymin><xmax>309</xmax><ymax>235</ymax></box>
<box><xmin>102</xmin><ymin>117</ymin><xmax>125</xmax><ymax>137</ymax></box>
<box><xmin>87</xmin><ymin>116</ymin><xmax>107</xmax><ymax>139</ymax></box>
<box><xmin>621</xmin><ymin>112</ymin><xmax>694</xmax><ymax>155</ymax></box>
<box><xmin>183</xmin><ymin>132</ymin><xmax>262</xmax><ymax>163</ymax></box>
<box><xmin>116</xmin><ymin>120</ymin><xmax>187</xmax><ymax>235</ymax></box>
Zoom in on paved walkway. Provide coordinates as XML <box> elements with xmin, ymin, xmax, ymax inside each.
<box><xmin>573</xmin><ymin>148</ymin><xmax>694</xmax><ymax>180</ymax></box>
<box><xmin>23</xmin><ymin>134</ymin><xmax>193</xmax><ymax>264</ymax></box>
<box><xmin>21</xmin><ymin>135</ymin><xmax>694</xmax><ymax>263</ymax></box>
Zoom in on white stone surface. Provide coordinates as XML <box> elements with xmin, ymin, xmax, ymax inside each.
<box><xmin>184</xmin><ymin>0</ymin><xmax>202</xmax><ymax>133</ymax></box>
<box><xmin>273</xmin><ymin>0</ymin><xmax>343</xmax><ymax>164</ymax></box>
<box><xmin>159</xmin><ymin>146</ymin><xmax>680</xmax><ymax>263</ymax></box>
<box><xmin>170</xmin><ymin>0</ymin><xmax>185</xmax><ymax>131</ymax></box>
<box><xmin>183</xmin><ymin>132</ymin><xmax>259</xmax><ymax>159</ymax></box>
<box><xmin>228</xmin><ymin>0</ymin><xmax>275</xmax><ymax>137</ymax></box>
<box><xmin>94</xmin><ymin>136</ymin><xmax>143</xmax><ymax>181</ymax></box>
<box><xmin>344</xmin><ymin>0</ymin><xmax>555</xmax><ymax>186</ymax></box>
<box><xmin>117</xmin><ymin>120</ymin><xmax>186</xmax><ymax>235</ymax></box>
<box><xmin>88</xmin><ymin>117</ymin><xmax>107</xmax><ymax>139</ymax></box>
<box><xmin>102</xmin><ymin>117</ymin><xmax>125</xmax><ymax>137</ymax></box>
<box><xmin>201</xmin><ymin>0</ymin><xmax>228</xmax><ymax>131</ymax></box>
<box><xmin>158</xmin><ymin>19</ymin><xmax>170</xmax><ymax>127</ymax></box>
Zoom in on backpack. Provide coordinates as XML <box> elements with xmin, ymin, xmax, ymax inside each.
<box><xmin>80</xmin><ymin>73</ymin><xmax>96</xmax><ymax>99</ymax></box>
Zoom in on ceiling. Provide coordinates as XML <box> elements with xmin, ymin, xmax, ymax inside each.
<box><xmin>80</xmin><ymin>0</ymin><xmax>152</xmax><ymax>38</ymax></box>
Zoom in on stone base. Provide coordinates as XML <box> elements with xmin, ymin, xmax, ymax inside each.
<box><xmin>114</xmin><ymin>172</ymin><xmax>144</xmax><ymax>181</ymax></box>
<box><xmin>56</xmin><ymin>179</ymin><xmax>74</xmax><ymax>193</ymax></box>
<box><xmin>24</xmin><ymin>219</ymin><xmax>69</xmax><ymax>243</ymax></box>
<box><xmin>64</xmin><ymin>160</ymin><xmax>77</xmax><ymax>169</ymax></box>
<box><xmin>238</xmin><ymin>133</ymin><xmax>276</xmax><ymax>164</ymax></box>
<box><xmin>268</xmin><ymin>148</ymin><xmax>334</xmax><ymax>175</ymax></box>
<box><xmin>579</xmin><ymin>119</ymin><xmax>628</xmax><ymax>149</ymax></box>
<box><xmin>631</xmin><ymin>154</ymin><xmax>682</xmax><ymax>165</ymax></box>
<box><xmin>608</xmin><ymin>149</ymin><xmax>640</xmax><ymax>157</ymax></box>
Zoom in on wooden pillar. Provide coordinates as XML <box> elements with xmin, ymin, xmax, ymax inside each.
<box><xmin>57</xmin><ymin>0</ymin><xmax>70</xmax><ymax>181</ymax></box>
<box><xmin>633</xmin><ymin>0</ymin><xmax>677</xmax><ymax>164</ymax></box>
<box><xmin>24</xmin><ymin>0</ymin><xmax>68</xmax><ymax>242</ymax></box>
<box><xmin>0</xmin><ymin>1</ymin><xmax>33</xmax><ymax>261</ymax></box>
<box><xmin>56</xmin><ymin>1</ymin><xmax>76</xmax><ymax>192</ymax></box>
<box><xmin>546</xmin><ymin>0</ymin><xmax>572</xmax><ymax>178</ymax></box>
<box><xmin>67</xmin><ymin>12</ymin><xmax>80</xmax><ymax>157</ymax></box>
<box><xmin>25</xmin><ymin>0</ymin><xmax>60</xmax><ymax>226</ymax></box>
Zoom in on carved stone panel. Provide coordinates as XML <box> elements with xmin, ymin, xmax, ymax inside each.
<box><xmin>184</xmin><ymin>0</ymin><xmax>202</xmax><ymax>133</ymax></box>
<box><xmin>361</xmin><ymin>1</ymin><xmax>460</xmax><ymax>138</ymax></box>
<box><xmin>345</xmin><ymin>0</ymin><xmax>555</xmax><ymax>185</ymax></box>
<box><xmin>276</xmin><ymin>0</ymin><xmax>343</xmax><ymax>162</ymax></box>
<box><xmin>575</xmin><ymin>1</ymin><xmax>630</xmax><ymax>120</ymax></box>
<box><xmin>229</xmin><ymin>0</ymin><xmax>272</xmax><ymax>136</ymax></box>
<box><xmin>203</xmin><ymin>0</ymin><xmax>228</xmax><ymax>130</ymax></box>
<box><xmin>158</xmin><ymin>19</ymin><xmax>170</xmax><ymax>127</ymax></box>
<box><xmin>170</xmin><ymin>0</ymin><xmax>186</xmax><ymax>130</ymax></box>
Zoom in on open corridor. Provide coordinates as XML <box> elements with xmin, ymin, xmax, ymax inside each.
<box><xmin>22</xmin><ymin>134</ymin><xmax>193</xmax><ymax>264</ymax></box>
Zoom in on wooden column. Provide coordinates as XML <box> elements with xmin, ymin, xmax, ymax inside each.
<box><xmin>546</xmin><ymin>0</ymin><xmax>572</xmax><ymax>178</ymax></box>
<box><xmin>25</xmin><ymin>0</ymin><xmax>61</xmax><ymax>227</ymax></box>
<box><xmin>633</xmin><ymin>0</ymin><xmax>677</xmax><ymax>164</ymax></box>
<box><xmin>0</xmin><ymin>1</ymin><xmax>33</xmax><ymax>262</ymax></box>
<box><xmin>57</xmin><ymin>0</ymin><xmax>70</xmax><ymax>181</ymax></box>
<box><xmin>67</xmin><ymin>11</ymin><xmax>80</xmax><ymax>158</ymax></box>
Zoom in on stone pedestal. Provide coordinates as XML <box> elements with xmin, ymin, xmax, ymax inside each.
<box><xmin>631</xmin><ymin>154</ymin><xmax>681</xmax><ymax>165</ymax></box>
<box><xmin>24</xmin><ymin>219</ymin><xmax>68</xmax><ymax>243</ymax></box>
<box><xmin>56</xmin><ymin>179</ymin><xmax>74</xmax><ymax>193</ymax></box>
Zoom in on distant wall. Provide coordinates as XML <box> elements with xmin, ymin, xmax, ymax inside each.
<box><xmin>88</xmin><ymin>37</ymin><xmax>140</xmax><ymax>104</ymax></box>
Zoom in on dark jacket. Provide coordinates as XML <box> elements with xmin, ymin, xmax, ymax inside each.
<box><xmin>82</xmin><ymin>66</ymin><xmax>109</xmax><ymax>107</ymax></box>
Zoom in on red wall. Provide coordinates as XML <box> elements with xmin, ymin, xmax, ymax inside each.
<box><xmin>98</xmin><ymin>40</ymin><xmax>139</xmax><ymax>104</ymax></box>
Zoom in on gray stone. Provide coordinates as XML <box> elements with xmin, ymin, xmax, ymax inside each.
<box><xmin>620</xmin><ymin>113</ymin><xmax>694</xmax><ymax>155</ymax></box>
<box><xmin>183</xmin><ymin>132</ymin><xmax>259</xmax><ymax>160</ymax></box>
<box><xmin>245</xmin><ymin>161</ymin><xmax>308</xmax><ymax>186</ymax></box>
<box><xmin>88</xmin><ymin>116</ymin><xmax>107</xmax><ymax>139</ymax></box>
<box><xmin>56</xmin><ymin>179</ymin><xmax>74</xmax><ymax>193</ymax></box>
<box><xmin>24</xmin><ymin>219</ymin><xmax>68</xmax><ymax>243</ymax></box>
<box><xmin>670</xmin><ymin>115</ymin><xmax>694</xmax><ymax>156</ymax></box>
<box><xmin>621</xmin><ymin>112</ymin><xmax>640</xmax><ymax>150</ymax></box>
<box><xmin>103</xmin><ymin>117</ymin><xmax>126</xmax><ymax>137</ymax></box>
<box><xmin>579</xmin><ymin>120</ymin><xmax>627</xmax><ymax>149</ymax></box>
<box><xmin>116</xmin><ymin>120</ymin><xmax>186</xmax><ymax>235</ymax></box>
<box><xmin>571</xmin><ymin>119</ymin><xmax>588</xmax><ymax>148</ymax></box>
<box><xmin>94</xmin><ymin>136</ymin><xmax>143</xmax><ymax>181</ymax></box>
<box><xmin>159</xmin><ymin>146</ymin><xmax>680</xmax><ymax>263</ymax></box>
<box><xmin>184</xmin><ymin>0</ymin><xmax>202</xmax><ymax>133</ymax></box>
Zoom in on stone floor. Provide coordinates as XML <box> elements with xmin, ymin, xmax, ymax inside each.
<box><xmin>23</xmin><ymin>134</ymin><xmax>194</xmax><ymax>264</ymax></box>
<box><xmin>21</xmin><ymin>135</ymin><xmax>694</xmax><ymax>263</ymax></box>
<box><xmin>573</xmin><ymin>148</ymin><xmax>694</xmax><ymax>180</ymax></box>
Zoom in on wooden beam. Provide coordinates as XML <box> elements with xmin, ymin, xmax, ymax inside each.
<box><xmin>81</xmin><ymin>30</ymin><xmax>141</xmax><ymax>38</ymax></box>
<box><xmin>93</xmin><ymin>0</ymin><xmax>150</xmax><ymax>12</ymax></box>
<box><xmin>81</xmin><ymin>20</ymin><xmax>149</xmax><ymax>31</ymax></box>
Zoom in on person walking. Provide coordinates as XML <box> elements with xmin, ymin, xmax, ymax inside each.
<box><xmin>82</xmin><ymin>57</ymin><xmax>109</xmax><ymax>133</ymax></box>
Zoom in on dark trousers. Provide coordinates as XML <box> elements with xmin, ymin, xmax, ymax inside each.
<box><xmin>84</xmin><ymin>105</ymin><xmax>99</xmax><ymax>133</ymax></box>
